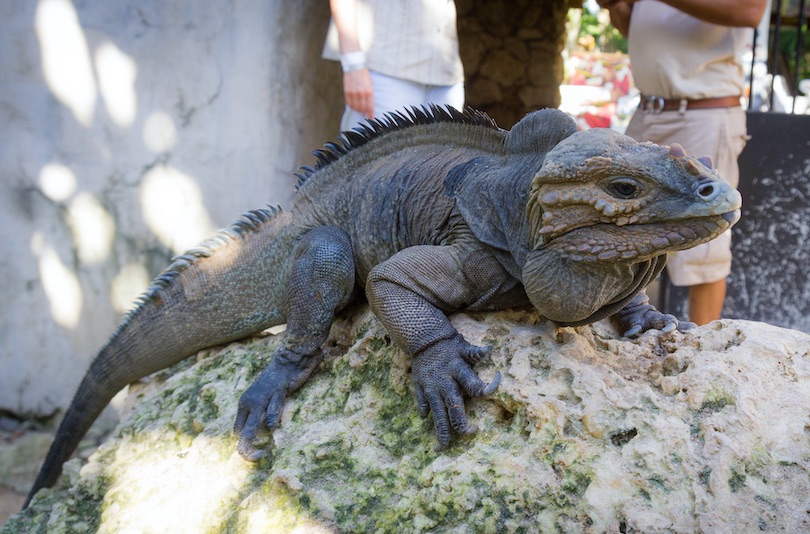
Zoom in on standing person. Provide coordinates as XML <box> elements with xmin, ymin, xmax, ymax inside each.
<box><xmin>597</xmin><ymin>0</ymin><xmax>768</xmax><ymax>325</ymax></box>
<box><xmin>323</xmin><ymin>0</ymin><xmax>465</xmax><ymax>132</ymax></box>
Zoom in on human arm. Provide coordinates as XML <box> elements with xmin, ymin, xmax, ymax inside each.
<box><xmin>655</xmin><ymin>0</ymin><xmax>767</xmax><ymax>27</ymax></box>
<box><xmin>597</xmin><ymin>0</ymin><xmax>634</xmax><ymax>37</ymax></box>
<box><xmin>329</xmin><ymin>0</ymin><xmax>374</xmax><ymax>119</ymax></box>
<box><xmin>597</xmin><ymin>0</ymin><xmax>768</xmax><ymax>34</ymax></box>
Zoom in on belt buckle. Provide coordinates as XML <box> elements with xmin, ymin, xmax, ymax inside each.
<box><xmin>642</xmin><ymin>95</ymin><xmax>665</xmax><ymax>114</ymax></box>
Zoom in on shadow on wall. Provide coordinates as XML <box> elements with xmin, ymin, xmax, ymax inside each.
<box><xmin>0</xmin><ymin>0</ymin><xmax>342</xmax><ymax>416</ymax></box>
<box><xmin>33</xmin><ymin>0</ymin><xmax>223</xmax><ymax>326</ymax></box>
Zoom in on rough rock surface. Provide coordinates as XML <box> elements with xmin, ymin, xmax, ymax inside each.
<box><xmin>5</xmin><ymin>308</ymin><xmax>809</xmax><ymax>533</ymax></box>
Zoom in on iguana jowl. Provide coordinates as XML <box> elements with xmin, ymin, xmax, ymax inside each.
<box><xmin>25</xmin><ymin>107</ymin><xmax>741</xmax><ymax>507</ymax></box>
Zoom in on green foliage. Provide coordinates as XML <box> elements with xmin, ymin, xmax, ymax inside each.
<box><xmin>579</xmin><ymin>9</ymin><xmax>628</xmax><ymax>53</ymax></box>
<box><xmin>775</xmin><ymin>26</ymin><xmax>810</xmax><ymax>87</ymax></box>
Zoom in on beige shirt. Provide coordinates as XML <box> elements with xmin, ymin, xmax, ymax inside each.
<box><xmin>322</xmin><ymin>0</ymin><xmax>464</xmax><ymax>86</ymax></box>
<box><xmin>628</xmin><ymin>1</ymin><xmax>751</xmax><ymax>99</ymax></box>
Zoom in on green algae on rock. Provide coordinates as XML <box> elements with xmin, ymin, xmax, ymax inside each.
<box><xmin>5</xmin><ymin>309</ymin><xmax>810</xmax><ymax>533</ymax></box>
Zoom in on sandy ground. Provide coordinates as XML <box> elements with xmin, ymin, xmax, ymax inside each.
<box><xmin>0</xmin><ymin>419</ymin><xmax>34</xmax><ymax>526</ymax></box>
<box><xmin>0</xmin><ymin>487</ymin><xmax>24</xmax><ymax>525</ymax></box>
<box><xmin>0</xmin><ymin>412</ymin><xmax>115</xmax><ymax>528</ymax></box>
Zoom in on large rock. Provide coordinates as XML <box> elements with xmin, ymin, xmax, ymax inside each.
<box><xmin>5</xmin><ymin>309</ymin><xmax>809</xmax><ymax>532</ymax></box>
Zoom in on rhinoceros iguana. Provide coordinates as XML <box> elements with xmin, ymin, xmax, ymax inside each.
<box><xmin>25</xmin><ymin>106</ymin><xmax>741</xmax><ymax>507</ymax></box>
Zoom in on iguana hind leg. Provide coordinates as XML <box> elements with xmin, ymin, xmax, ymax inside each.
<box><xmin>234</xmin><ymin>226</ymin><xmax>355</xmax><ymax>460</ymax></box>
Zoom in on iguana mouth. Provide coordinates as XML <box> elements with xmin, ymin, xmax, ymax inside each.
<box><xmin>550</xmin><ymin>209</ymin><xmax>740</xmax><ymax>262</ymax></box>
<box><xmin>658</xmin><ymin>208</ymin><xmax>740</xmax><ymax>233</ymax></box>
<box><xmin>721</xmin><ymin>209</ymin><xmax>741</xmax><ymax>225</ymax></box>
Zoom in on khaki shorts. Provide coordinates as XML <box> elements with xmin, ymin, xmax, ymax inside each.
<box><xmin>625</xmin><ymin>106</ymin><xmax>748</xmax><ymax>286</ymax></box>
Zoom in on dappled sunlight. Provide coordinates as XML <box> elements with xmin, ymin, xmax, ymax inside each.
<box><xmin>140</xmin><ymin>164</ymin><xmax>216</xmax><ymax>253</ymax></box>
<box><xmin>110</xmin><ymin>263</ymin><xmax>151</xmax><ymax>314</ymax></box>
<box><xmin>239</xmin><ymin>500</ymin><xmax>336</xmax><ymax>533</ymax></box>
<box><xmin>38</xmin><ymin>163</ymin><xmax>78</xmax><ymax>202</ymax></box>
<box><xmin>30</xmin><ymin>232</ymin><xmax>83</xmax><ymax>329</ymax></box>
<box><xmin>94</xmin><ymin>431</ymin><xmax>333</xmax><ymax>533</ymax></box>
<box><xmin>95</xmin><ymin>41</ymin><xmax>138</xmax><ymax>127</ymax></box>
<box><xmin>97</xmin><ymin>433</ymin><xmax>253</xmax><ymax>532</ymax></box>
<box><xmin>29</xmin><ymin>0</ymin><xmax>222</xmax><ymax>338</ymax></box>
<box><xmin>142</xmin><ymin>110</ymin><xmax>177</xmax><ymax>153</ymax></box>
<box><xmin>35</xmin><ymin>0</ymin><xmax>97</xmax><ymax>127</ymax></box>
<box><xmin>66</xmin><ymin>192</ymin><xmax>116</xmax><ymax>264</ymax></box>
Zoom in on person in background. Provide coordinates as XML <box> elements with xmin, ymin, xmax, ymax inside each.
<box><xmin>597</xmin><ymin>0</ymin><xmax>768</xmax><ymax>325</ymax></box>
<box><xmin>323</xmin><ymin>0</ymin><xmax>465</xmax><ymax>132</ymax></box>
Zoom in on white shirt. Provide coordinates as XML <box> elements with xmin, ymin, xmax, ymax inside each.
<box><xmin>628</xmin><ymin>1</ymin><xmax>750</xmax><ymax>99</ymax></box>
<box><xmin>323</xmin><ymin>0</ymin><xmax>465</xmax><ymax>86</ymax></box>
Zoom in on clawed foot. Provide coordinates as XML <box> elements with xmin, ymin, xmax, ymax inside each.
<box><xmin>411</xmin><ymin>335</ymin><xmax>500</xmax><ymax>450</ymax></box>
<box><xmin>233</xmin><ymin>349</ymin><xmax>321</xmax><ymax>461</ymax></box>
<box><xmin>615</xmin><ymin>294</ymin><xmax>695</xmax><ymax>337</ymax></box>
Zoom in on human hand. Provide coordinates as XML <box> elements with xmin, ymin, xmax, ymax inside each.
<box><xmin>343</xmin><ymin>69</ymin><xmax>374</xmax><ymax>119</ymax></box>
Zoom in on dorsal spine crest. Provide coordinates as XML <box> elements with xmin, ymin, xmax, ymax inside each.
<box><xmin>295</xmin><ymin>105</ymin><xmax>499</xmax><ymax>186</ymax></box>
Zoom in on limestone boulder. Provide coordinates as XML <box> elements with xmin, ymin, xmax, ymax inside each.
<box><xmin>5</xmin><ymin>308</ymin><xmax>809</xmax><ymax>533</ymax></box>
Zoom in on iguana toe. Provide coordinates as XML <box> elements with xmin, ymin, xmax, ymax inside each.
<box><xmin>623</xmin><ymin>324</ymin><xmax>644</xmax><ymax>338</ymax></box>
<box><xmin>483</xmin><ymin>371</ymin><xmax>501</xmax><ymax>395</ymax></box>
<box><xmin>234</xmin><ymin>388</ymin><xmax>274</xmax><ymax>461</ymax></box>
<box><xmin>234</xmin><ymin>403</ymin><xmax>265</xmax><ymax>462</ymax></box>
<box><xmin>414</xmin><ymin>382</ymin><xmax>431</xmax><ymax>419</ymax></box>
<box><xmin>677</xmin><ymin>320</ymin><xmax>697</xmax><ymax>332</ymax></box>
<box><xmin>263</xmin><ymin>392</ymin><xmax>286</xmax><ymax>429</ymax></box>
<box><xmin>236</xmin><ymin>438</ymin><xmax>265</xmax><ymax>462</ymax></box>
<box><xmin>459</xmin><ymin>341</ymin><xmax>493</xmax><ymax>366</ymax></box>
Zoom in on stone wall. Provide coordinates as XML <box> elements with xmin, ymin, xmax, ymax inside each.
<box><xmin>458</xmin><ymin>0</ymin><xmax>570</xmax><ymax>127</ymax></box>
<box><xmin>0</xmin><ymin>0</ymin><xmax>343</xmax><ymax>416</ymax></box>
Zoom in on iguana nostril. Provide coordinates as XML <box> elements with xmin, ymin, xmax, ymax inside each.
<box><xmin>697</xmin><ymin>183</ymin><xmax>718</xmax><ymax>200</ymax></box>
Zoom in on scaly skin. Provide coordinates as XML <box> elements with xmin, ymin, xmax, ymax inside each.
<box><xmin>26</xmin><ymin>106</ymin><xmax>741</xmax><ymax>507</ymax></box>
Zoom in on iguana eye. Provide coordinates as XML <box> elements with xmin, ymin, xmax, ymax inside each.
<box><xmin>604</xmin><ymin>177</ymin><xmax>641</xmax><ymax>199</ymax></box>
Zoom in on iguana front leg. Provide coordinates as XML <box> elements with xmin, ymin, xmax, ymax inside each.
<box><xmin>234</xmin><ymin>226</ymin><xmax>355</xmax><ymax>460</ymax></box>
<box><xmin>613</xmin><ymin>292</ymin><xmax>696</xmax><ymax>337</ymax></box>
<box><xmin>366</xmin><ymin>243</ymin><xmax>508</xmax><ymax>449</ymax></box>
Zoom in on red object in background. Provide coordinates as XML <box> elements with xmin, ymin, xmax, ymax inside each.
<box><xmin>582</xmin><ymin>101</ymin><xmax>617</xmax><ymax>129</ymax></box>
<box><xmin>582</xmin><ymin>112</ymin><xmax>611</xmax><ymax>129</ymax></box>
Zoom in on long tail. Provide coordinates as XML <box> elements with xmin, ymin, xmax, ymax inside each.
<box><xmin>24</xmin><ymin>206</ymin><xmax>298</xmax><ymax>508</ymax></box>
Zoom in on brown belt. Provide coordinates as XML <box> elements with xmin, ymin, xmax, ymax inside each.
<box><xmin>639</xmin><ymin>95</ymin><xmax>742</xmax><ymax>114</ymax></box>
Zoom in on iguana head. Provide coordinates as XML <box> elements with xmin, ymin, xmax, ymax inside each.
<box><xmin>526</xmin><ymin>128</ymin><xmax>742</xmax><ymax>262</ymax></box>
<box><xmin>519</xmin><ymin>127</ymin><xmax>741</xmax><ymax>325</ymax></box>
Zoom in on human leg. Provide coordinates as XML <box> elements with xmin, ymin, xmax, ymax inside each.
<box><xmin>689</xmin><ymin>279</ymin><xmax>727</xmax><ymax>325</ymax></box>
